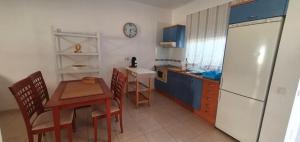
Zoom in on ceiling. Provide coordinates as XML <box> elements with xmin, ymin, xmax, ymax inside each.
<box><xmin>128</xmin><ymin>0</ymin><xmax>195</xmax><ymax>9</ymax></box>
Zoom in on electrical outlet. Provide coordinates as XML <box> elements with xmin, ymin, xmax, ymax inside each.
<box><xmin>125</xmin><ymin>57</ymin><xmax>130</xmax><ymax>61</ymax></box>
<box><xmin>277</xmin><ymin>87</ymin><xmax>287</xmax><ymax>95</ymax></box>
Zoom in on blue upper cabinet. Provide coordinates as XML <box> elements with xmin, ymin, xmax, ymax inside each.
<box><xmin>162</xmin><ymin>25</ymin><xmax>186</xmax><ymax>48</ymax></box>
<box><xmin>229</xmin><ymin>0</ymin><xmax>289</xmax><ymax>24</ymax></box>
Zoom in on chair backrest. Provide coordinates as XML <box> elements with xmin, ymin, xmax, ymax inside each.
<box><xmin>111</xmin><ymin>68</ymin><xmax>119</xmax><ymax>93</ymax></box>
<box><xmin>113</xmin><ymin>71</ymin><xmax>127</xmax><ymax>110</ymax></box>
<box><xmin>28</xmin><ymin>71</ymin><xmax>49</xmax><ymax>106</ymax></box>
<box><xmin>9</xmin><ymin>77</ymin><xmax>44</xmax><ymax>131</ymax></box>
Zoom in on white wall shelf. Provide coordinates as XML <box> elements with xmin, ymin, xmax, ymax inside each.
<box><xmin>58</xmin><ymin>67</ymin><xmax>100</xmax><ymax>74</ymax></box>
<box><xmin>53</xmin><ymin>31</ymin><xmax>97</xmax><ymax>38</ymax></box>
<box><xmin>53</xmin><ymin>29</ymin><xmax>101</xmax><ymax>81</ymax></box>
<box><xmin>56</xmin><ymin>52</ymin><xmax>99</xmax><ymax>56</ymax></box>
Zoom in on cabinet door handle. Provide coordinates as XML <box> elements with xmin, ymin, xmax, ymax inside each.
<box><xmin>248</xmin><ymin>15</ymin><xmax>257</xmax><ymax>19</ymax></box>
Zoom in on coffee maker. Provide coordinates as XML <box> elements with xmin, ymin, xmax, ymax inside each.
<box><xmin>130</xmin><ymin>57</ymin><xmax>137</xmax><ymax>68</ymax></box>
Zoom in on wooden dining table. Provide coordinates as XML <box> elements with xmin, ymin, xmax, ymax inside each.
<box><xmin>46</xmin><ymin>78</ymin><xmax>113</xmax><ymax>142</ymax></box>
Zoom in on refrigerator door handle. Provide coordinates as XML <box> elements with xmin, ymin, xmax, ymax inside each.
<box><xmin>219</xmin><ymin>77</ymin><xmax>223</xmax><ymax>102</ymax></box>
<box><xmin>220</xmin><ymin>77</ymin><xmax>223</xmax><ymax>88</ymax></box>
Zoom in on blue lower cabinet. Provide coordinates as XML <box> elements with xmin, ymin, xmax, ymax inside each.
<box><xmin>168</xmin><ymin>72</ymin><xmax>182</xmax><ymax>98</ymax></box>
<box><xmin>191</xmin><ymin>78</ymin><xmax>202</xmax><ymax>110</ymax></box>
<box><xmin>154</xmin><ymin>79</ymin><xmax>168</xmax><ymax>93</ymax></box>
<box><xmin>167</xmin><ymin>71</ymin><xmax>202</xmax><ymax>110</ymax></box>
<box><xmin>181</xmin><ymin>76</ymin><xmax>192</xmax><ymax>106</ymax></box>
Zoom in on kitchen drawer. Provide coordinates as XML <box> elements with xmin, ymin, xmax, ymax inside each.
<box><xmin>199</xmin><ymin>108</ymin><xmax>217</xmax><ymax>124</ymax></box>
<box><xmin>203</xmin><ymin>89</ymin><xmax>219</xmax><ymax>96</ymax></box>
<box><xmin>203</xmin><ymin>83</ymin><xmax>219</xmax><ymax>90</ymax></box>
<box><xmin>202</xmin><ymin>96</ymin><xmax>218</xmax><ymax>104</ymax></box>
<box><xmin>201</xmin><ymin>109</ymin><xmax>217</xmax><ymax>118</ymax></box>
<box><xmin>203</xmin><ymin>88</ymin><xmax>219</xmax><ymax>99</ymax></box>
<box><xmin>202</xmin><ymin>97</ymin><xmax>218</xmax><ymax>107</ymax></box>
<box><xmin>198</xmin><ymin>80</ymin><xmax>220</xmax><ymax>124</ymax></box>
<box><xmin>202</xmin><ymin>103</ymin><xmax>217</xmax><ymax>115</ymax></box>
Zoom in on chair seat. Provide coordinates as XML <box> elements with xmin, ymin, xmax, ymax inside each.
<box><xmin>32</xmin><ymin>109</ymin><xmax>74</xmax><ymax>131</ymax></box>
<box><xmin>92</xmin><ymin>100</ymin><xmax>120</xmax><ymax>118</ymax></box>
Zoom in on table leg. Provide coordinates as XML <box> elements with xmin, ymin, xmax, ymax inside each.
<box><xmin>105</xmin><ymin>98</ymin><xmax>112</xmax><ymax>142</ymax></box>
<box><xmin>126</xmin><ymin>70</ymin><xmax>129</xmax><ymax>96</ymax></box>
<box><xmin>148</xmin><ymin>78</ymin><xmax>151</xmax><ymax>106</ymax></box>
<box><xmin>135</xmin><ymin>79</ymin><xmax>139</xmax><ymax>107</ymax></box>
<box><xmin>53</xmin><ymin>107</ymin><xmax>61</xmax><ymax>142</ymax></box>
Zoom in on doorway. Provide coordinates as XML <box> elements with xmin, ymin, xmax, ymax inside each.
<box><xmin>285</xmin><ymin>79</ymin><xmax>300</xmax><ymax>142</ymax></box>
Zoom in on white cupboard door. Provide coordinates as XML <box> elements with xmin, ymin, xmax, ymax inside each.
<box><xmin>221</xmin><ymin>20</ymin><xmax>282</xmax><ymax>101</ymax></box>
<box><xmin>216</xmin><ymin>90</ymin><xmax>264</xmax><ymax>142</ymax></box>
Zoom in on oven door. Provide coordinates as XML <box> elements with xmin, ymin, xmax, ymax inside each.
<box><xmin>157</xmin><ymin>70</ymin><xmax>163</xmax><ymax>78</ymax></box>
<box><xmin>156</xmin><ymin>69</ymin><xmax>167</xmax><ymax>82</ymax></box>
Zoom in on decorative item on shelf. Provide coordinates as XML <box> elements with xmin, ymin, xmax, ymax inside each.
<box><xmin>81</xmin><ymin>77</ymin><xmax>97</xmax><ymax>84</ymax></box>
<box><xmin>74</xmin><ymin>43</ymin><xmax>82</xmax><ymax>53</ymax></box>
<box><xmin>123</xmin><ymin>22</ymin><xmax>138</xmax><ymax>38</ymax></box>
<box><xmin>129</xmin><ymin>57</ymin><xmax>137</xmax><ymax>68</ymax></box>
<box><xmin>72</xmin><ymin>64</ymin><xmax>87</xmax><ymax>70</ymax></box>
<box><xmin>53</xmin><ymin>28</ymin><xmax>101</xmax><ymax>81</ymax></box>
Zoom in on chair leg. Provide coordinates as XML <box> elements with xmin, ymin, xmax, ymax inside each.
<box><xmin>74</xmin><ymin>109</ymin><xmax>77</xmax><ymax>118</ymax></box>
<box><xmin>72</xmin><ymin>116</ymin><xmax>76</xmax><ymax>132</ymax></box>
<box><xmin>67</xmin><ymin>125</ymin><xmax>73</xmax><ymax>142</ymax></box>
<box><xmin>38</xmin><ymin>134</ymin><xmax>42</xmax><ymax>142</ymax></box>
<box><xmin>119</xmin><ymin>113</ymin><xmax>123</xmax><ymax>133</ymax></box>
<box><xmin>27</xmin><ymin>132</ymin><xmax>34</xmax><ymax>142</ymax></box>
<box><xmin>93</xmin><ymin>117</ymin><xmax>98</xmax><ymax>142</ymax></box>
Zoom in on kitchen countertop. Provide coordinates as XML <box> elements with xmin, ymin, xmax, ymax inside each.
<box><xmin>156</xmin><ymin>65</ymin><xmax>220</xmax><ymax>83</ymax></box>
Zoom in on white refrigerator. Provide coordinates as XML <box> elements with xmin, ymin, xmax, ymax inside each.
<box><xmin>216</xmin><ymin>17</ymin><xmax>284</xmax><ymax>142</ymax></box>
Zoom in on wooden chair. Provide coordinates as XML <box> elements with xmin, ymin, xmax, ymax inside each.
<box><xmin>29</xmin><ymin>71</ymin><xmax>76</xmax><ymax>129</ymax></box>
<box><xmin>9</xmin><ymin>77</ymin><xmax>74</xmax><ymax>142</ymax></box>
<box><xmin>92</xmin><ymin>71</ymin><xmax>127</xmax><ymax>142</ymax></box>
<box><xmin>28</xmin><ymin>71</ymin><xmax>49</xmax><ymax>109</ymax></box>
<box><xmin>111</xmin><ymin>68</ymin><xmax>119</xmax><ymax>94</ymax></box>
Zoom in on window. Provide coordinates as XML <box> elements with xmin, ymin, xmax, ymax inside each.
<box><xmin>185</xmin><ymin>3</ymin><xmax>230</xmax><ymax>71</ymax></box>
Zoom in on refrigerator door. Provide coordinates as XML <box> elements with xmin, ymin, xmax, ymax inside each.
<box><xmin>221</xmin><ymin>18</ymin><xmax>283</xmax><ymax>101</ymax></box>
<box><xmin>216</xmin><ymin>90</ymin><xmax>264</xmax><ymax>142</ymax></box>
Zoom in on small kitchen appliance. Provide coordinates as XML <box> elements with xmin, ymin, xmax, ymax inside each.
<box><xmin>130</xmin><ymin>57</ymin><xmax>137</xmax><ymax>68</ymax></box>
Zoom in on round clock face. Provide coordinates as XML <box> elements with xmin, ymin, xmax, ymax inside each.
<box><xmin>123</xmin><ymin>23</ymin><xmax>138</xmax><ymax>38</ymax></box>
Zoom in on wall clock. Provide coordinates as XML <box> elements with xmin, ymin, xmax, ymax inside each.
<box><xmin>123</xmin><ymin>23</ymin><xmax>138</xmax><ymax>38</ymax></box>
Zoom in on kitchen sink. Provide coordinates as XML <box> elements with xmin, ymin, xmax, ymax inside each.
<box><xmin>191</xmin><ymin>72</ymin><xmax>202</xmax><ymax>76</ymax></box>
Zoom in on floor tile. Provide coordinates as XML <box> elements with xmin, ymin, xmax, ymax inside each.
<box><xmin>164</xmin><ymin>122</ymin><xmax>200</xmax><ymax>142</ymax></box>
<box><xmin>145</xmin><ymin>129</ymin><xmax>176</xmax><ymax>142</ymax></box>
<box><xmin>119</xmin><ymin>134</ymin><xmax>147</xmax><ymax>142</ymax></box>
<box><xmin>0</xmin><ymin>91</ymin><xmax>236</xmax><ymax>142</ymax></box>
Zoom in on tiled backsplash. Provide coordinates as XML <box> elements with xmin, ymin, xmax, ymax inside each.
<box><xmin>155</xmin><ymin>59</ymin><xmax>181</xmax><ymax>62</ymax></box>
<box><xmin>155</xmin><ymin>58</ymin><xmax>182</xmax><ymax>67</ymax></box>
<box><xmin>155</xmin><ymin>47</ymin><xmax>186</xmax><ymax>67</ymax></box>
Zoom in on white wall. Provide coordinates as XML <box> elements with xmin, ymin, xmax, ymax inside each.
<box><xmin>0</xmin><ymin>0</ymin><xmax>171</xmax><ymax>111</ymax></box>
<box><xmin>259</xmin><ymin>0</ymin><xmax>300</xmax><ymax>141</ymax></box>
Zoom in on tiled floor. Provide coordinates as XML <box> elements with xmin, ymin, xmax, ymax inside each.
<box><xmin>0</xmin><ymin>91</ymin><xmax>237</xmax><ymax>142</ymax></box>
